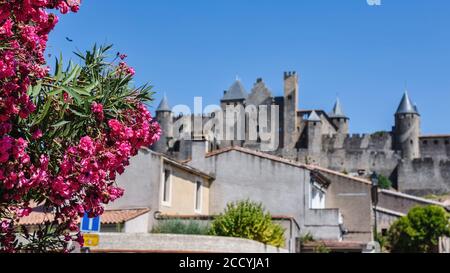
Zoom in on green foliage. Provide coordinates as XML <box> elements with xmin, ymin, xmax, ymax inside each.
<box><xmin>423</xmin><ymin>194</ymin><xmax>450</xmax><ymax>202</ymax></box>
<box><xmin>151</xmin><ymin>220</ymin><xmax>210</xmax><ymax>235</ymax></box>
<box><xmin>372</xmin><ymin>131</ymin><xmax>388</xmax><ymax>137</ymax></box>
<box><xmin>388</xmin><ymin>205</ymin><xmax>450</xmax><ymax>253</ymax></box>
<box><xmin>375</xmin><ymin>232</ymin><xmax>390</xmax><ymax>252</ymax></box>
<box><xmin>378</xmin><ymin>175</ymin><xmax>392</xmax><ymax>190</ymax></box>
<box><xmin>299</xmin><ymin>232</ymin><xmax>315</xmax><ymax>245</ymax></box>
<box><xmin>314</xmin><ymin>243</ymin><xmax>331</xmax><ymax>253</ymax></box>
<box><xmin>25</xmin><ymin>45</ymin><xmax>153</xmax><ymax>175</ymax></box>
<box><xmin>209</xmin><ymin>200</ymin><xmax>286</xmax><ymax>248</ymax></box>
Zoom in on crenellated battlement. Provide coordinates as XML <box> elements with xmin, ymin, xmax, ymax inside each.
<box><xmin>322</xmin><ymin>132</ymin><xmax>393</xmax><ymax>152</ymax></box>
<box><xmin>409</xmin><ymin>157</ymin><xmax>450</xmax><ymax>166</ymax></box>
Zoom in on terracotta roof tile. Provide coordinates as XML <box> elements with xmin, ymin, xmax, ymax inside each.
<box><xmin>19</xmin><ymin>208</ymin><xmax>150</xmax><ymax>226</ymax></box>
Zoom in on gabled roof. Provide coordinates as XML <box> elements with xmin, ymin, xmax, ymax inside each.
<box><xmin>221</xmin><ymin>80</ymin><xmax>248</xmax><ymax>101</ymax></box>
<box><xmin>396</xmin><ymin>91</ymin><xmax>419</xmax><ymax>115</ymax></box>
<box><xmin>307</xmin><ymin>111</ymin><xmax>322</xmax><ymax>122</ymax></box>
<box><xmin>205</xmin><ymin>146</ymin><xmax>312</xmax><ymax>170</ymax></box>
<box><xmin>329</xmin><ymin>98</ymin><xmax>347</xmax><ymax>118</ymax></box>
<box><xmin>147</xmin><ymin>148</ymin><xmax>215</xmax><ymax>181</ymax></box>
<box><xmin>156</xmin><ymin>95</ymin><xmax>171</xmax><ymax>112</ymax></box>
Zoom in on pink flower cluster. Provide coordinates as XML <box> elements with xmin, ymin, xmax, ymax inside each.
<box><xmin>48</xmin><ymin>104</ymin><xmax>161</xmax><ymax>226</ymax></box>
<box><xmin>116</xmin><ymin>59</ymin><xmax>136</xmax><ymax>76</ymax></box>
<box><xmin>0</xmin><ymin>0</ymin><xmax>161</xmax><ymax>253</ymax></box>
<box><xmin>1</xmin><ymin>0</ymin><xmax>81</xmax><ymax>252</ymax></box>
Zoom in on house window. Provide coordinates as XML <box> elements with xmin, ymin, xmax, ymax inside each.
<box><xmin>310</xmin><ymin>182</ymin><xmax>326</xmax><ymax>209</ymax></box>
<box><xmin>195</xmin><ymin>181</ymin><xmax>202</xmax><ymax>213</ymax></box>
<box><xmin>162</xmin><ymin>169</ymin><xmax>171</xmax><ymax>205</ymax></box>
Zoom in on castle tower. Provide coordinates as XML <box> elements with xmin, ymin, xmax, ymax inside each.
<box><xmin>307</xmin><ymin>111</ymin><xmax>322</xmax><ymax>162</ymax></box>
<box><xmin>329</xmin><ymin>98</ymin><xmax>349</xmax><ymax>135</ymax></box>
<box><xmin>221</xmin><ymin>79</ymin><xmax>248</xmax><ymax>147</ymax></box>
<box><xmin>153</xmin><ymin>95</ymin><xmax>173</xmax><ymax>153</ymax></box>
<box><xmin>220</xmin><ymin>79</ymin><xmax>248</xmax><ymax>109</ymax></box>
<box><xmin>394</xmin><ymin>91</ymin><xmax>421</xmax><ymax>160</ymax></box>
<box><xmin>283</xmin><ymin>71</ymin><xmax>299</xmax><ymax>149</ymax></box>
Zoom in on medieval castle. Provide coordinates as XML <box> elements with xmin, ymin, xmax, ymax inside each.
<box><xmin>152</xmin><ymin>72</ymin><xmax>450</xmax><ymax>196</ymax></box>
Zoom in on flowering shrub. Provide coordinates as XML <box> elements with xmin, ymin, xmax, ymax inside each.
<box><xmin>0</xmin><ymin>1</ymin><xmax>161</xmax><ymax>252</ymax></box>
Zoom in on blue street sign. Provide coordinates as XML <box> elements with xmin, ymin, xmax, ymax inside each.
<box><xmin>80</xmin><ymin>213</ymin><xmax>101</xmax><ymax>233</ymax></box>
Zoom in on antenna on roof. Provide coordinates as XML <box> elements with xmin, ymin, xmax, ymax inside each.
<box><xmin>236</xmin><ymin>75</ymin><xmax>240</xmax><ymax>81</ymax></box>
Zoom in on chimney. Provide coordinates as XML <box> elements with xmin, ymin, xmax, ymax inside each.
<box><xmin>191</xmin><ymin>139</ymin><xmax>208</xmax><ymax>162</ymax></box>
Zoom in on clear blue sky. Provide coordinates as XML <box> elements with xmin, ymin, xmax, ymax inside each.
<box><xmin>46</xmin><ymin>0</ymin><xmax>450</xmax><ymax>134</ymax></box>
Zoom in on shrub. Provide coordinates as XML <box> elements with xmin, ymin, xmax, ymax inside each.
<box><xmin>378</xmin><ymin>175</ymin><xmax>392</xmax><ymax>190</ymax></box>
<box><xmin>388</xmin><ymin>205</ymin><xmax>450</xmax><ymax>253</ymax></box>
<box><xmin>314</xmin><ymin>242</ymin><xmax>331</xmax><ymax>253</ymax></box>
<box><xmin>209</xmin><ymin>200</ymin><xmax>286</xmax><ymax>248</ymax></box>
<box><xmin>375</xmin><ymin>232</ymin><xmax>390</xmax><ymax>252</ymax></box>
<box><xmin>151</xmin><ymin>220</ymin><xmax>210</xmax><ymax>235</ymax></box>
<box><xmin>299</xmin><ymin>232</ymin><xmax>315</xmax><ymax>245</ymax></box>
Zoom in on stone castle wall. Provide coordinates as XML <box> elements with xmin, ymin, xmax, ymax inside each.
<box><xmin>398</xmin><ymin>158</ymin><xmax>450</xmax><ymax>195</ymax></box>
<box><xmin>419</xmin><ymin>136</ymin><xmax>450</xmax><ymax>159</ymax></box>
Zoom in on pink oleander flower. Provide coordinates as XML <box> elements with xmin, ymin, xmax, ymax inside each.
<box><xmin>32</xmin><ymin>129</ymin><xmax>43</xmax><ymax>140</ymax></box>
<box><xmin>108</xmin><ymin>119</ymin><xmax>123</xmax><ymax>133</ymax></box>
<box><xmin>0</xmin><ymin>19</ymin><xmax>13</xmax><ymax>37</ymax></box>
<box><xmin>79</xmin><ymin>136</ymin><xmax>94</xmax><ymax>154</ymax></box>
<box><xmin>17</xmin><ymin>207</ymin><xmax>32</xmax><ymax>217</ymax></box>
<box><xmin>57</xmin><ymin>1</ymin><xmax>69</xmax><ymax>14</ymax></box>
<box><xmin>91</xmin><ymin>102</ymin><xmax>104</xmax><ymax>121</ymax></box>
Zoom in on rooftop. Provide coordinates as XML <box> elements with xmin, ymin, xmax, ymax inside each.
<box><xmin>221</xmin><ymin>80</ymin><xmax>248</xmax><ymax>101</ymax></box>
<box><xmin>156</xmin><ymin>95</ymin><xmax>171</xmax><ymax>112</ymax></box>
<box><xmin>396</xmin><ymin>91</ymin><xmax>419</xmax><ymax>115</ymax></box>
<box><xmin>19</xmin><ymin>208</ymin><xmax>151</xmax><ymax>226</ymax></box>
<box><xmin>307</xmin><ymin>111</ymin><xmax>322</xmax><ymax>122</ymax></box>
<box><xmin>329</xmin><ymin>98</ymin><xmax>347</xmax><ymax>118</ymax></box>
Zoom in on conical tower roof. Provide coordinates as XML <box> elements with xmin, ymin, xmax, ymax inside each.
<box><xmin>329</xmin><ymin>98</ymin><xmax>347</xmax><ymax>118</ymax></box>
<box><xmin>396</xmin><ymin>91</ymin><xmax>419</xmax><ymax>115</ymax></box>
<box><xmin>156</xmin><ymin>95</ymin><xmax>171</xmax><ymax>112</ymax></box>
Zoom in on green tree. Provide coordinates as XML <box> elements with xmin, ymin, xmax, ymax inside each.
<box><xmin>378</xmin><ymin>175</ymin><xmax>392</xmax><ymax>189</ymax></box>
<box><xmin>209</xmin><ymin>200</ymin><xmax>286</xmax><ymax>248</ymax></box>
<box><xmin>388</xmin><ymin>205</ymin><xmax>450</xmax><ymax>253</ymax></box>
